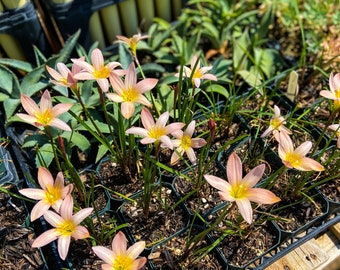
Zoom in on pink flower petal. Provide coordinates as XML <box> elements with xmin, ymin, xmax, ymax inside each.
<box><xmin>186</xmin><ymin>147</ymin><xmax>197</xmax><ymax>164</ymax></box>
<box><xmin>296</xmin><ymin>157</ymin><xmax>324</xmax><ymax>171</ymax></box>
<box><xmin>92</xmin><ymin>246</ymin><xmax>114</xmax><ymax>264</ymax></box>
<box><xmin>49</xmin><ymin>119</ymin><xmax>72</xmax><ymax>131</ymax></box>
<box><xmin>126</xmin><ymin>241</ymin><xmax>145</xmax><ymax>259</ymax></box>
<box><xmin>91</xmin><ymin>48</ymin><xmax>105</xmax><ymax>71</ymax></box>
<box><xmin>125</xmin><ymin>62</ymin><xmax>137</xmax><ymax>88</ymax></box>
<box><xmin>165</xmin><ymin>122</ymin><xmax>185</xmax><ymax>134</ymax></box>
<box><xmin>204</xmin><ymin>175</ymin><xmax>230</xmax><ymax>193</ymax></box>
<box><xmin>20</xmin><ymin>94</ymin><xmax>40</xmax><ymax>116</ymax></box>
<box><xmin>136</xmin><ymin>78</ymin><xmax>158</xmax><ymax>93</ymax></box>
<box><xmin>140</xmin><ymin>108</ymin><xmax>155</xmax><ymax>130</ymax></box>
<box><xmin>247</xmin><ymin>188</ymin><xmax>281</xmax><ymax>204</ymax></box>
<box><xmin>40</xmin><ymin>90</ymin><xmax>52</xmax><ymax>112</ymax></box>
<box><xmin>59</xmin><ymin>195</ymin><xmax>73</xmax><ymax>219</ymax></box>
<box><xmin>106</xmin><ymin>93</ymin><xmax>124</xmax><ymax>103</ymax></box>
<box><xmin>160</xmin><ymin>135</ymin><xmax>174</xmax><ymax>149</ymax></box>
<box><xmin>133</xmin><ymin>258</ymin><xmax>147</xmax><ymax>269</ymax></box>
<box><xmin>72</xmin><ymin>225</ymin><xmax>90</xmax><ymax>239</ymax></box>
<box><xmin>38</xmin><ymin>167</ymin><xmax>54</xmax><ymax>189</ymax></box>
<box><xmin>58</xmin><ymin>235</ymin><xmax>71</xmax><ymax>260</ymax></box>
<box><xmin>227</xmin><ymin>152</ymin><xmax>243</xmax><ymax>186</ymax></box>
<box><xmin>32</xmin><ymin>229</ymin><xmax>58</xmax><ymax>248</ymax></box>
<box><xmin>16</xmin><ymin>114</ymin><xmax>38</xmax><ymax>125</ymax></box>
<box><xmin>19</xmin><ymin>188</ymin><xmax>45</xmax><ymax>200</ymax></box>
<box><xmin>126</xmin><ymin>127</ymin><xmax>148</xmax><ymax>137</ymax></box>
<box><xmin>294</xmin><ymin>141</ymin><xmax>312</xmax><ymax>156</ymax></box>
<box><xmin>191</xmin><ymin>138</ymin><xmax>207</xmax><ymax>148</ymax></box>
<box><xmin>72</xmin><ymin>208</ymin><xmax>93</xmax><ymax>225</ymax></box>
<box><xmin>156</xmin><ymin>111</ymin><xmax>170</xmax><ymax>128</ymax></box>
<box><xmin>44</xmin><ymin>210</ymin><xmax>64</xmax><ymax>227</ymax></box>
<box><xmin>242</xmin><ymin>164</ymin><xmax>265</xmax><ymax>188</ymax></box>
<box><xmin>51</xmin><ymin>103</ymin><xmax>73</xmax><ymax>117</ymax></box>
<box><xmin>109</xmin><ymin>74</ymin><xmax>125</xmax><ymax>95</ymax></box>
<box><xmin>121</xmin><ymin>102</ymin><xmax>135</xmax><ymax>119</ymax></box>
<box><xmin>112</xmin><ymin>231</ymin><xmax>127</xmax><ymax>257</ymax></box>
<box><xmin>236</xmin><ymin>199</ymin><xmax>253</xmax><ymax>224</ymax></box>
<box><xmin>30</xmin><ymin>200</ymin><xmax>51</xmax><ymax>221</ymax></box>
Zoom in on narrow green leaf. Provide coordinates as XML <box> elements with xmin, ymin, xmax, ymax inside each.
<box><xmin>0</xmin><ymin>58</ymin><xmax>32</xmax><ymax>73</ymax></box>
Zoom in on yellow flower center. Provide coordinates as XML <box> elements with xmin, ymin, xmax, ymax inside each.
<box><xmin>59</xmin><ymin>77</ymin><xmax>68</xmax><ymax>86</ymax></box>
<box><xmin>129</xmin><ymin>38</ymin><xmax>138</xmax><ymax>54</ymax></box>
<box><xmin>335</xmin><ymin>89</ymin><xmax>340</xmax><ymax>98</ymax></box>
<box><xmin>112</xmin><ymin>254</ymin><xmax>135</xmax><ymax>270</ymax></box>
<box><xmin>34</xmin><ymin>109</ymin><xmax>54</xmax><ymax>126</ymax></box>
<box><xmin>180</xmin><ymin>135</ymin><xmax>192</xmax><ymax>150</ymax></box>
<box><xmin>230</xmin><ymin>183</ymin><xmax>248</xmax><ymax>199</ymax></box>
<box><xmin>56</xmin><ymin>219</ymin><xmax>76</xmax><ymax>236</ymax></box>
<box><xmin>45</xmin><ymin>185</ymin><xmax>62</xmax><ymax>205</ymax></box>
<box><xmin>270</xmin><ymin>118</ymin><xmax>283</xmax><ymax>130</ymax></box>
<box><xmin>148</xmin><ymin>127</ymin><xmax>166</xmax><ymax>140</ymax></box>
<box><xmin>93</xmin><ymin>66</ymin><xmax>110</xmax><ymax>79</ymax></box>
<box><xmin>192</xmin><ymin>69</ymin><xmax>203</xmax><ymax>79</ymax></box>
<box><xmin>285</xmin><ymin>152</ymin><xmax>302</xmax><ymax>167</ymax></box>
<box><xmin>122</xmin><ymin>88</ymin><xmax>139</xmax><ymax>102</ymax></box>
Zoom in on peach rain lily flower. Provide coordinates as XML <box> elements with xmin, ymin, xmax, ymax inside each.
<box><xmin>320</xmin><ymin>72</ymin><xmax>340</xmax><ymax>111</ymax></box>
<box><xmin>19</xmin><ymin>167</ymin><xmax>73</xmax><ymax>221</ymax></box>
<box><xmin>261</xmin><ymin>105</ymin><xmax>292</xmax><ymax>141</ymax></box>
<box><xmin>92</xmin><ymin>231</ymin><xmax>146</xmax><ymax>270</ymax></box>
<box><xmin>204</xmin><ymin>152</ymin><xmax>280</xmax><ymax>224</ymax></box>
<box><xmin>278</xmin><ymin>132</ymin><xmax>325</xmax><ymax>171</ymax></box>
<box><xmin>116</xmin><ymin>33</ymin><xmax>149</xmax><ymax>56</ymax></box>
<box><xmin>106</xmin><ymin>62</ymin><xmax>158</xmax><ymax>119</ymax></box>
<box><xmin>328</xmin><ymin>124</ymin><xmax>340</xmax><ymax>148</ymax></box>
<box><xmin>46</xmin><ymin>57</ymin><xmax>84</xmax><ymax>90</ymax></box>
<box><xmin>170</xmin><ymin>120</ymin><xmax>207</xmax><ymax>165</ymax></box>
<box><xmin>71</xmin><ymin>48</ymin><xmax>124</xmax><ymax>93</ymax></box>
<box><xmin>32</xmin><ymin>195</ymin><xmax>93</xmax><ymax>260</ymax></box>
<box><xmin>126</xmin><ymin>108</ymin><xmax>185</xmax><ymax>149</ymax></box>
<box><xmin>175</xmin><ymin>54</ymin><xmax>217</xmax><ymax>88</ymax></box>
<box><xmin>16</xmin><ymin>90</ymin><xmax>73</xmax><ymax>131</ymax></box>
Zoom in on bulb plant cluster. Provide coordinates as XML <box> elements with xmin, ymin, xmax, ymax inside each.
<box><xmin>11</xmin><ymin>34</ymin><xmax>339</xmax><ymax>268</ymax></box>
<box><xmin>1</xmin><ymin>1</ymin><xmax>340</xmax><ymax>268</ymax></box>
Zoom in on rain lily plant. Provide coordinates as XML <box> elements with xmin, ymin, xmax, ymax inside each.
<box><xmin>204</xmin><ymin>152</ymin><xmax>280</xmax><ymax>224</ymax></box>
<box><xmin>19</xmin><ymin>167</ymin><xmax>73</xmax><ymax>221</ymax></box>
<box><xmin>106</xmin><ymin>62</ymin><xmax>157</xmax><ymax>119</ymax></box>
<box><xmin>116</xmin><ymin>33</ymin><xmax>149</xmax><ymax>58</ymax></box>
<box><xmin>5</xmin><ymin>7</ymin><xmax>339</xmax><ymax>265</ymax></box>
<box><xmin>126</xmin><ymin>108</ymin><xmax>185</xmax><ymax>149</ymax></box>
<box><xmin>170</xmin><ymin>120</ymin><xmax>207</xmax><ymax>165</ymax></box>
<box><xmin>92</xmin><ymin>231</ymin><xmax>147</xmax><ymax>270</ymax></box>
<box><xmin>46</xmin><ymin>57</ymin><xmax>84</xmax><ymax>91</ymax></box>
<box><xmin>320</xmin><ymin>72</ymin><xmax>340</xmax><ymax>113</ymax></box>
<box><xmin>126</xmin><ymin>107</ymin><xmax>185</xmax><ymax>217</ymax></box>
<box><xmin>32</xmin><ymin>194</ymin><xmax>93</xmax><ymax>260</ymax></box>
<box><xmin>261</xmin><ymin>105</ymin><xmax>292</xmax><ymax>141</ymax></box>
<box><xmin>278</xmin><ymin>132</ymin><xmax>324</xmax><ymax>172</ymax></box>
<box><xmin>16</xmin><ymin>90</ymin><xmax>72</xmax><ymax>131</ymax></box>
<box><xmin>71</xmin><ymin>48</ymin><xmax>123</xmax><ymax>93</ymax></box>
<box><xmin>175</xmin><ymin>54</ymin><xmax>218</xmax><ymax>89</ymax></box>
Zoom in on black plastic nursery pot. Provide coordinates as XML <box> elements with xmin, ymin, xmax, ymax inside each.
<box><xmin>0</xmin><ymin>2</ymin><xmax>50</xmax><ymax>62</ymax></box>
<box><xmin>5</xmin><ymin>126</ymin><xmax>73</xmax><ymax>269</ymax></box>
<box><xmin>147</xmin><ymin>224</ymin><xmax>226</xmax><ymax>270</ymax></box>
<box><xmin>117</xmin><ymin>182</ymin><xmax>192</xmax><ymax>252</ymax></box>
